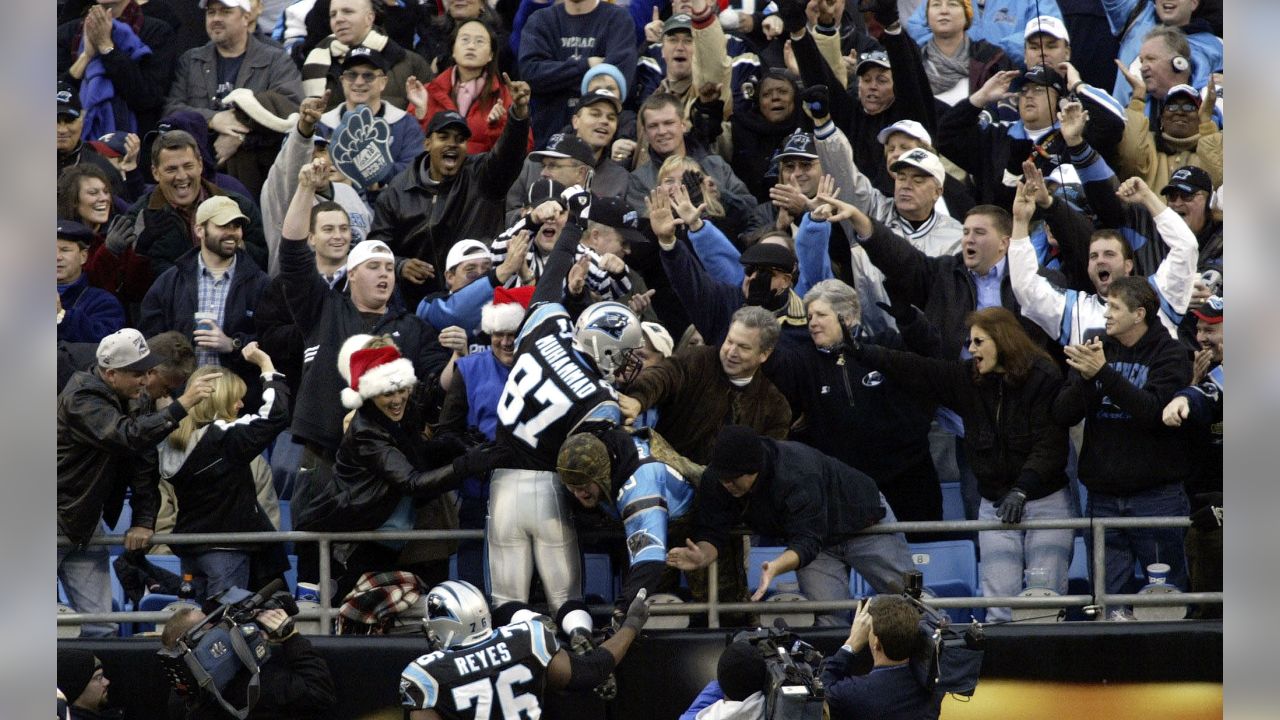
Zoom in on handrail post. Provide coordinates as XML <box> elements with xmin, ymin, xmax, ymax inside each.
<box><xmin>317</xmin><ymin>539</ymin><xmax>332</xmax><ymax>635</ymax></box>
<box><xmin>1091</xmin><ymin>520</ymin><xmax>1107</xmax><ymax>619</ymax></box>
<box><xmin>707</xmin><ymin>559</ymin><xmax>719</xmax><ymax>629</ymax></box>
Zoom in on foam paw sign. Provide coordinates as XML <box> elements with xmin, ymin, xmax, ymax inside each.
<box><xmin>330</xmin><ymin>104</ymin><xmax>394</xmax><ymax>189</ymax></box>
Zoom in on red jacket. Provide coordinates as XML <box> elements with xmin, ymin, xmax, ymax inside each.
<box><xmin>409</xmin><ymin>70</ymin><xmax>533</xmax><ymax>155</ymax></box>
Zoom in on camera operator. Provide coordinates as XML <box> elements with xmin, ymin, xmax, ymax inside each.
<box><xmin>160</xmin><ymin>605</ymin><xmax>336</xmax><ymax>719</ymax></box>
<box><xmin>679</xmin><ymin>640</ymin><xmax>768</xmax><ymax>720</ymax></box>
<box><xmin>820</xmin><ymin>595</ymin><xmax>943</xmax><ymax>720</ymax></box>
<box><xmin>57</xmin><ymin>649</ymin><xmax>115</xmax><ymax>720</ymax></box>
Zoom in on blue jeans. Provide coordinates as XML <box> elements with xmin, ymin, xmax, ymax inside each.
<box><xmin>1086</xmin><ymin>483</ymin><xmax>1189</xmax><ymax>596</ymax></box>
<box><xmin>795</xmin><ymin>496</ymin><xmax>915</xmax><ymax>626</ymax></box>
<box><xmin>57</xmin><ymin>521</ymin><xmax>116</xmax><ymax>637</ymax></box>
<box><xmin>978</xmin><ymin>488</ymin><xmax>1075</xmax><ymax>623</ymax></box>
<box><xmin>180</xmin><ymin>551</ymin><xmax>251</xmax><ymax>602</ymax></box>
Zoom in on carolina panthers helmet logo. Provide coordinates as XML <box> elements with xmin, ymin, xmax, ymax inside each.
<box><xmin>862</xmin><ymin>371</ymin><xmax>884</xmax><ymax>387</ymax></box>
<box><xmin>902</xmin><ymin>149</ymin><xmax>930</xmax><ymax>164</ymax></box>
<box><xmin>588</xmin><ymin>311</ymin><xmax>633</xmax><ymax>340</ymax></box>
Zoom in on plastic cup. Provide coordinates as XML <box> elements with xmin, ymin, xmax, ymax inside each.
<box><xmin>1146</xmin><ymin>562</ymin><xmax>1170</xmax><ymax>585</ymax></box>
<box><xmin>194</xmin><ymin>311</ymin><xmax>217</xmax><ymax>330</ymax></box>
<box><xmin>1024</xmin><ymin>567</ymin><xmax>1051</xmax><ymax>589</ymax></box>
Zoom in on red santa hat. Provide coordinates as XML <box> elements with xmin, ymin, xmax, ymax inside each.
<box><xmin>480</xmin><ymin>285</ymin><xmax>536</xmax><ymax>335</ymax></box>
<box><xmin>337</xmin><ymin>334</ymin><xmax>417</xmax><ymax>409</ymax></box>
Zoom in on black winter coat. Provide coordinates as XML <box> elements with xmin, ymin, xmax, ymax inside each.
<box><xmin>162</xmin><ymin>378</ymin><xmax>290</xmax><ymax>555</ymax></box>
<box><xmin>126</xmin><ymin>182</ymin><xmax>270</xmax><ymax>280</ymax></box>
<box><xmin>693</xmin><ymin>439</ymin><xmax>886</xmax><ymax>568</ymax></box>
<box><xmin>853</xmin><ymin>348</ymin><xmax>1068</xmax><ymax>501</ymax></box>
<box><xmin>277</xmin><ymin>240</ymin><xmax>449</xmax><ymax>453</ymax></box>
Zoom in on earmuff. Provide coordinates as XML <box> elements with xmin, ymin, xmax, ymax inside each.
<box><xmin>1171</xmin><ymin>55</ymin><xmax>1190</xmax><ymax>73</ymax></box>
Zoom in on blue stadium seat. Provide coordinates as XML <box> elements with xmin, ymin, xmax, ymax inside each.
<box><xmin>939</xmin><ymin>482</ymin><xmax>966</xmax><ymax>521</ymax></box>
<box><xmin>848</xmin><ymin>570</ymin><xmax>866</xmax><ymax>598</ymax></box>
<box><xmin>747</xmin><ymin>546</ymin><xmax>798</xmax><ymax>597</ymax></box>
<box><xmin>583</xmin><ymin>553</ymin><xmax>616</xmax><ymax>603</ymax></box>
<box><xmin>908</xmin><ymin>540</ymin><xmax>980</xmax><ymax>623</ymax></box>
<box><xmin>284</xmin><ymin>554</ymin><xmax>299</xmax><ymax>592</ymax></box>
<box><xmin>147</xmin><ymin>553</ymin><xmax>184</xmax><ymax>579</ymax></box>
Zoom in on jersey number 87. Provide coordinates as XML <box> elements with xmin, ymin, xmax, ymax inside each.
<box><xmin>496</xmin><ymin>354</ymin><xmax>573</xmax><ymax>448</ymax></box>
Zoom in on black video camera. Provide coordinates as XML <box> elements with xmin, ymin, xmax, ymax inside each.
<box><xmin>157</xmin><ymin>579</ymin><xmax>298</xmax><ymax>718</ymax></box>
<box><xmin>897</xmin><ymin>571</ymin><xmax>984</xmax><ymax>698</ymax></box>
<box><xmin>733</xmin><ymin>619</ymin><xmax>825</xmax><ymax>720</ymax></box>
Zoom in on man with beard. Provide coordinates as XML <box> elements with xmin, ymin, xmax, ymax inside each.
<box><xmin>139</xmin><ymin>195</ymin><xmax>272</xmax><ymax>407</ymax></box>
<box><xmin>369</xmin><ymin>81</ymin><xmax>530</xmax><ymax>307</ymax></box>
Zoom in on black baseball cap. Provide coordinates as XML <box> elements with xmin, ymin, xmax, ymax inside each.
<box><xmin>1015</xmin><ymin>64</ymin><xmax>1067</xmax><ymax>95</ymax></box>
<box><xmin>584</xmin><ymin>195</ymin><xmax>648</xmax><ymax>244</ymax></box>
<box><xmin>427</xmin><ymin>109</ymin><xmax>472</xmax><ymax>138</ymax></box>
<box><xmin>1160</xmin><ymin>165</ymin><xmax>1213</xmax><ymax>196</ymax></box>
<box><xmin>526</xmin><ymin>178</ymin><xmax>567</xmax><ymax>206</ymax></box>
<box><xmin>57</xmin><ymin>219</ymin><xmax>95</xmax><ymax>247</ymax></box>
<box><xmin>704</xmin><ymin>425</ymin><xmax>764</xmax><ymax>483</ymax></box>
<box><xmin>663</xmin><ymin>13</ymin><xmax>693</xmax><ymax>35</ymax></box>
<box><xmin>341</xmin><ymin>46</ymin><xmax>391</xmax><ymax>73</ymax></box>
<box><xmin>530</xmin><ymin>132</ymin><xmax>596</xmax><ymax>166</ymax></box>
<box><xmin>577</xmin><ymin>88</ymin><xmax>623</xmax><ymax>114</ymax></box>
<box><xmin>57</xmin><ymin>81</ymin><xmax>81</xmax><ymax>119</ymax></box>
<box><xmin>774</xmin><ymin>130</ymin><xmax>818</xmax><ymax>162</ymax></box>
<box><xmin>739</xmin><ymin>241</ymin><xmax>796</xmax><ymax>271</ymax></box>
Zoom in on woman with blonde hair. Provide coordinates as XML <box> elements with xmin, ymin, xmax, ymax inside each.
<box><xmin>158</xmin><ymin>343</ymin><xmax>291</xmax><ymax>601</ymax></box>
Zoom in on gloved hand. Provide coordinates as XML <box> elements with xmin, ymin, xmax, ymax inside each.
<box><xmin>865</xmin><ymin>0</ymin><xmax>899</xmax><ymax>27</ymax></box>
<box><xmin>744</xmin><ymin>270</ymin><xmax>778</xmax><ymax>308</ymax></box>
<box><xmin>876</xmin><ymin>300</ymin><xmax>923</xmax><ymax>326</ymax></box>
<box><xmin>451</xmin><ymin>442</ymin><xmax>510</xmax><ymax>479</ymax></box>
<box><xmin>996</xmin><ymin>489</ymin><xmax>1027</xmax><ymax>524</ymax></box>
<box><xmin>836</xmin><ymin>320</ymin><xmax>862</xmax><ymax>354</ymax></box>
<box><xmin>563</xmin><ymin>186</ymin><xmax>592</xmax><ymax>219</ymax></box>
<box><xmin>619</xmin><ymin>588</ymin><xmax>650</xmax><ymax>633</ymax></box>
<box><xmin>776</xmin><ymin>0</ymin><xmax>808</xmax><ymax>34</ymax></box>
<box><xmin>1190</xmin><ymin>492</ymin><xmax>1223</xmax><ymax>530</ymax></box>
<box><xmin>104</xmin><ymin>214</ymin><xmax>138</xmax><ymax>255</ymax></box>
<box><xmin>800</xmin><ymin>84</ymin><xmax>830</xmax><ymax>119</ymax></box>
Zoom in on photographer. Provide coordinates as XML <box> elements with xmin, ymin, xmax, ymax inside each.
<box><xmin>679</xmin><ymin>640</ymin><xmax>768</xmax><ymax>720</ymax></box>
<box><xmin>161</xmin><ymin>605</ymin><xmax>336</xmax><ymax>719</ymax></box>
<box><xmin>821</xmin><ymin>595</ymin><xmax>943</xmax><ymax>720</ymax></box>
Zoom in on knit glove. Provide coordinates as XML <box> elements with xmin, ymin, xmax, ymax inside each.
<box><xmin>776</xmin><ymin>0</ymin><xmax>808</xmax><ymax>34</ymax></box>
<box><xmin>104</xmin><ymin>214</ymin><xmax>138</xmax><ymax>255</ymax></box>
<box><xmin>800</xmin><ymin>84</ymin><xmax>830</xmax><ymax>119</ymax></box>
<box><xmin>452</xmin><ymin>442</ymin><xmax>511</xmax><ymax>479</ymax></box>
<box><xmin>617</xmin><ymin>588</ymin><xmax>650</xmax><ymax>634</ymax></box>
<box><xmin>865</xmin><ymin>0</ymin><xmax>899</xmax><ymax>27</ymax></box>
<box><xmin>996</xmin><ymin>489</ymin><xmax>1027</xmax><ymax>524</ymax></box>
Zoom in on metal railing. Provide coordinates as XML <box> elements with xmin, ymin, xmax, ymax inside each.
<box><xmin>56</xmin><ymin>517</ymin><xmax>1222</xmax><ymax>632</ymax></box>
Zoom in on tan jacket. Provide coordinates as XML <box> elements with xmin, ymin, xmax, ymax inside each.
<box><xmin>1115</xmin><ymin>97</ymin><xmax>1223</xmax><ymax>192</ymax></box>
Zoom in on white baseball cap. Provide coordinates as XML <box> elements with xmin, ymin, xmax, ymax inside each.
<box><xmin>444</xmin><ymin>239</ymin><xmax>492</xmax><ymax>273</ymax></box>
<box><xmin>1024</xmin><ymin>15</ymin><xmax>1069</xmax><ymax>42</ymax></box>
<box><xmin>876</xmin><ymin>119</ymin><xmax>933</xmax><ymax>147</ymax></box>
<box><xmin>96</xmin><ymin>328</ymin><xmax>163</xmax><ymax>372</ymax></box>
<box><xmin>199</xmin><ymin>0</ymin><xmax>253</xmax><ymax>10</ymax></box>
<box><xmin>889</xmin><ymin>147</ymin><xmax>946</xmax><ymax>186</ymax></box>
<box><xmin>345</xmin><ymin>239</ymin><xmax>396</xmax><ymax>274</ymax></box>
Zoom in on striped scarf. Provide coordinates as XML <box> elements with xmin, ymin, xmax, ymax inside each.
<box><xmin>301</xmin><ymin>29</ymin><xmax>391</xmax><ymax>98</ymax></box>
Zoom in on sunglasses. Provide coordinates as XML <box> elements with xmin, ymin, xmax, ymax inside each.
<box><xmin>1164</xmin><ymin>102</ymin><xmax>1199</xmax><ymax>113</ymax></box>
<box><xmin>341</xmin><ymin>70</ymin><xmax>384</xmax><ymax>83</ymax></box>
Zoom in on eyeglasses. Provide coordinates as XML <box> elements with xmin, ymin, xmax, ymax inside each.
<box><xmin>1164</xmin><ymin>102</ymin><xmax>1198</xmax><ymax>113</ymax></box>
<box><xmin>1164</xmin><ymin>190</ymin><xmax>1205</xmax><ymax>202</ymax></box>
<box><xmin>341</xmin><ymin>70</ymin><xmax>384</xmax><ymax>83</ymax></box>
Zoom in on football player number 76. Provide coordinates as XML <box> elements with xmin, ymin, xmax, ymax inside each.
<box><xmin>496</xmin><ymin>354</ymin><xmax>572</xmax><ymax>447</ymax></box>
<box><xmin>452</xmin><ymin>665</ymin><xmax>541</xmax><ymax>719</ymax></box>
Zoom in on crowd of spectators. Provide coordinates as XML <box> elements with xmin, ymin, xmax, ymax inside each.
<box><xmin>56</xmin><ymin>0</ymin><xmax>1225</xmax><ymax>659</ymax></box>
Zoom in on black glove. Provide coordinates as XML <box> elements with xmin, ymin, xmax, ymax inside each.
<box><xmin>800</xmin><ymin>84</ymin><xmax>830</xmax><ymax>119</ymax></box>
<box><xmin>451</xmin><ymin>442</ymin><xmax>510</xmax><ymax>479</ymax></box>
<box><xmin>564</xmin><ymin>189</ymin><xmax>592</xmax><ymax>225</ymax></box>
<box><xmin>996</xmin><ymin>489</ymin><xmax>1027</xmax><ymax>524</ymax></box>
<box><xmin>864</xmin><ymin>0</ymin><xmax>899</xmax><ymax>27</ymax></box>
<box><xmin>617</xmin><ymin>588</ymin><xmax>650</xmax><ymax>634</ymax></box>
<box><xmin>104</xmin><ymin>214</ymin><xmax>137</xmax><ymax>255</ymax></box>
<box><xmin>744</xmin><ymin>269</ymin><xmax>778</xmax><ymax>308</ymax></box>
<box><xmin>875</xmin><ymin>300</ymin><xmax>922</xmax><ymax>326</ymax></box>
<box><xmin>776</xmin><ymin>0</ymin><xmax>808</xmax><ymax>34</ymax></box>
<box><xmin>1190</xmin><ymin>492</ymin><xmax>1223</xmax><ymax>530</ymax></box>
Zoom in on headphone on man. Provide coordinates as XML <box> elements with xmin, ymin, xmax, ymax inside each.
<box><xmin>1171</xmin><ymin>54</ymin><xmax>1190</xmax><ymax>73</ymax></box>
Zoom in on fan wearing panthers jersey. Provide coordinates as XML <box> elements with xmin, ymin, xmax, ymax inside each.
<box><xmin>557</xmin><ymin>428</ymin><xmax>697</xmax><ymax>610</ymax></box>
<box><xmin>400</xmin><ymin>580</ymin><xmax>651</xmax><ymax>720</ymax></box>
<box><xmin>486</xmin><ymin>200</ymin><xmax>647</xmax><ymax>613</ymax></box>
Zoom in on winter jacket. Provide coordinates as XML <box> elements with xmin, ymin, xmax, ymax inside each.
<box><xmin>854</xmin><ymin>347</ymin><xmax>1068</xmax><ymax>502</ymax></box>
<box><xmin>151</xmin><ymin>109</ymin><xmax>255</xmax><ymax>200</ymax></box>
<box><xmin>857</xmin><ymin>217</ymin><xmax>1051</xmax><ymax>359</ymax></box>
<box><xmin>1114</xmin><ymin>96</ymin><xmax>1223</xmax><ymax>193</ymax></box>
<box><xmin>413</xmin><ymin>67</ymin><xmax>534</xmax><ymax>156</ymax></box>
<box><xmin>259</xmin><ymin>124</ymin><xmax>373</xmax><ymax>277</ymax></box>
<box><xmin>625</xmin><ymin>344</ymin><xmax>792</xmax><ymax>465</ymax></box>
<box><xmin>906</xmin><ymin>0</ymin><xmax>1064</xmax><ymax>66</ymax></box>
<box><xmin>57</xmin><ymin>12</ymin><xmax>178</xmax><ymax>136</ymax></box>
<box><xmin>503</xmin><ymin>153</ymin><xmax>632</xmax><ymax>227</ymax></box>
<box><xmin>139</xmin><ymin>248</ymin><xmax>272</xmax><ymax>404</ymax></box>
<box><xmin>301</xmin><ymin>31</ymin><xmax>434</xmax><ymax>111</ymax></box>
<box><xmin>328</xmin><ymin>397</ymin><xmax>463</xmax><ymax>532</ymax></box>
<box><xmin>516</xmin><ymin>1</ymin><xmax>638</xmax><ymax>148</ymax></box>
<box><xmin>1176</xmin><ymin>364</ymin><xmax>1223</xmax><ymax>501</ymax></box>
<box><xmin>277</xmin><ymin>238</ymin><xmax>449</xmax><ymax>453</ymax></box>
<box><xmin>821</xmin><ymin>645</ymin><xmax>943</xmax><ymax>720</ymax></box>
<box><xmin>1104</xmin><ymin>3</ymin><xmax>1223</xmax><ymax>106</ymax></box>
<box><xmin>159</xmin><ymin>376</ymin><xmax>290</xmax><ymax>555</ymax></box>
<box><xmin>124</xmin><ymin>180</ymin><xmax>269</xmax><ymax>279</ymax></box>
<box><xmin>57</xmin><ymin>369</ymin><xmax>187</xmax><ymax>545</ymax></box>
<box><xmin>1051</xmin><ymin>322</ymin><xmax>1193</xmax><ymax>495</ymax></box>
<box><xmin>315</xmin><ymin>101</ymin><xmax>426</xmax><ymax>183</ymax></box>
<box><xmin>729</xmin><ymin>103</ymin><xmax>812</xmax><ymax>204</ymax></box>
<box><xmin>693</xmin><ymin>438</ymin><xmax>886</xmax><ymax>568</ymax></box>
<box><xmin>58</xmin><ymin>275</ymin><xmax>126</xmax><ymax>344</ymax></box>
<box><xmin>163</xmin><ymin>35</ymin><xmax>303</xmax><ymax>120</ymax></box>
<box><xmin>369</xmin><ymin>113</ymin><xmax>530</xmax><ymax>301</ymax></box>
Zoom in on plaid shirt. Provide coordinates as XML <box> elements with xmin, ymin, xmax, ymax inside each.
<box><xmin>195</xmin><ymin>254</ymin><xmax>237</xmax><ymax>367</ymax></box>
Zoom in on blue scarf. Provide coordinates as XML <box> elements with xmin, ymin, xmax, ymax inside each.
<box><xmin>78</xmin><ymin>20</ymin><xmax>152</xmax><ymax>140</ymax></box>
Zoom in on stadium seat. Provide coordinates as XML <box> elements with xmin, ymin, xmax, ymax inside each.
<box><xmin>147</xmin><ymin>554</ymin><xmax>184</xmax><ymax>579</ymax></box>
<box><xmin>583</xmin><ymin>553</ymin><xmax>616</xmax><ymax>603</ymax></box>
<box><xmin>908</xmin><ymin>540</ymin><xmax>980</xmax><ymax>623</ymax></box>
<box><xmin>747</xmin><ymin>546</ymin><xmax>799</xmax><ymax>597</ymax></box>
<box><xmin>939</xmin><ymin>481</ymin><xmax>966</xmax><ymax>521</ymax></box>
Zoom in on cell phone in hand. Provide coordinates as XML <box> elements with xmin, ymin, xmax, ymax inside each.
<box><xmin>681</xmin><ymin>169</ymin><xmax>705</xmax><ymax>207</ymax></box>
